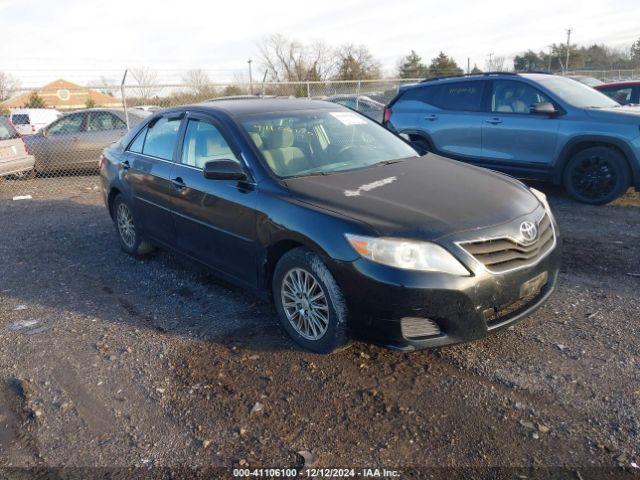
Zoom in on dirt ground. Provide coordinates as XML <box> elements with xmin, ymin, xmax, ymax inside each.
<box><xmin>0</xmin><ymin>177</ymin><xmax>639</xmax><ymax>479</ymax></box>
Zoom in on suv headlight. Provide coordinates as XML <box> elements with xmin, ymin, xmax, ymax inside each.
<box><xmin>345</xmin><ymin>234</ymin><xmax>469</xmax><ymax>276</ymax></box>
<box><xmin>530</xmin><ymin>188</ymin><xmax>549</xmax><ymax>209</ymax></box>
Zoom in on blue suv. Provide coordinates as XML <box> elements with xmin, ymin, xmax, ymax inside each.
<box><xmin>384</xmin><ymin>72</ymin><xmax>640</xmax><ymax>204</ymax></box>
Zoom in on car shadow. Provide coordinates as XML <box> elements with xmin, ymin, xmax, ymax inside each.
<box><xmin>0</xmin><ymin>197</ymin><xmax>294</xmax><ymax>353</ymax></box>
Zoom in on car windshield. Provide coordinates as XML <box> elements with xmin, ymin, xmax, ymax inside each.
<box><xmin>241</xmin><ymin>109</ymin><xmax>418</xmax><ymax>178</ymax></box>
<box><xmin>537</xmin><ymin>76</ymin><xmax>619</xmax><ymax>108</ymax></box>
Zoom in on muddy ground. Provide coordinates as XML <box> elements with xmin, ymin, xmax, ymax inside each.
<box><xmin>0</xmin><ymin>177</ymin><xmax>639</xmax><ymax>479</ymax></box>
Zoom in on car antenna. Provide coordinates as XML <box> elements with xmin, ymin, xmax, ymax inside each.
<box><xmin>120</xmin><ymin>69</ymin><xmax>130</xmax><ymax>131</ymax></box>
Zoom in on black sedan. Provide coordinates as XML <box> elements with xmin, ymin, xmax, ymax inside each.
<box><xmin>100</xmin><ymin>99</ymin><xmax>560</xmax><ymax>353</ymax></box>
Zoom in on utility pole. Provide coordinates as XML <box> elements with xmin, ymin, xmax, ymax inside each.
<box><xmin>467</xmin><ymin>57</ymin><xmax>470</xmax><ymax>74</ymax></box>
<box><xmin>248</xmin><ymin>59</ymin><xmax>253</xmax><ymax>94</ymax></box>
<box><xmin>564</xmin><ymin>28</ymin><xmax>572</xmax><ymax>74</ymax></box>
<box><xmin>487</xmin><ymin>52</ymin><xmax>494</xmax><ymax>71</ymax></box>
<box><xmin>547</xmin><ymin>45</ymin><xmax>553</xmax><ymax>72</ymax></box>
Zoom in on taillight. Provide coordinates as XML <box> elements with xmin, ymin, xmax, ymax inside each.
<box><xmin>99</xmin><ymin>155</ymin><xmax>105</xmax><ymax>170</ymax></box>
<box><xmin>20</xmin><ymin>137</ymin><xmax>30</xmax><ymax>155</ymax></box>
<box><xmin>383</xmin><ymin>106</ymin><xmax>392</xmax><ymax>124</ymax></box>
<box><xmin>31</xmin><ymin>124</ymin><xmax>35</xmax><ymax>133</ymax></box>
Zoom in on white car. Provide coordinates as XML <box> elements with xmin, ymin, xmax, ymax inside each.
<box><xmin>10</xmin><ymin>108</ymin><xmax>62</xmax><ymax>136</ymax></box>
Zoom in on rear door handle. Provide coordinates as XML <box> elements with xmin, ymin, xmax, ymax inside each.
<box><xmin>171</xmin><ymin>177</ymin><xmax>186</xmax><ymax>191</ymax></box>
<box><xmin>121</xmin><ymin>160</ymin><xmax>130</xmax><ymax>170</ymax></box>
<box><xmin>425</xmin><ymin>114</ymin><xmax>438</xmax><ymax>121</ymax></box>
<box><xmin>486</xmin><ymin>118</ymin><xmax>503</xmax><ymax>125</ymax></box>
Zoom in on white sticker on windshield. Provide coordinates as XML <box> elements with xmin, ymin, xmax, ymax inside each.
<box><xmin>330</xmin><ymin>111</ymin><xmax>367</xmax><ymax>125</ymax></box>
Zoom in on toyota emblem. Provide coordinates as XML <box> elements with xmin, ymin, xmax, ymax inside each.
<box><xmin>520</xmin><ymin>221</ymin><xmax>538</xmax><ymax>243</ymax></box>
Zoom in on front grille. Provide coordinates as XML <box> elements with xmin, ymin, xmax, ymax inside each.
<box><xmin>460</xmin><ymin>214</ymin><xmax>555</xmax><ymax>274</ymax></box>
<box><xmin>400</xmin><ymin>317</ymin><xmax>441</xmax><ymax>339</ymax></box>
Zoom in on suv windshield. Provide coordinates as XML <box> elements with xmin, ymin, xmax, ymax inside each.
<box><xmin>241</xmin><ymin>109</ymin><xmax>417</xmax><ymax>178</ymax></box>
<box><xmin>537</xmin><ymin>76</ymin><xmax>619</xmax><ymax>108</ymax></box>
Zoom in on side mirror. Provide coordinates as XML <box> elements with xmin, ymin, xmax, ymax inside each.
<box><xmin>203</xmin><ymin>159</ymin><xmax>247</xmax><ymax>181</ymax></box>
<box><xmin>531</xmin><ymin>101</ymin><xmax>558</xmax><ymax>115</ymax></box>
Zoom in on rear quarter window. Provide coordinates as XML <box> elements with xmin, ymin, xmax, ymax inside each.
<box><xmin>0</xmin><ymin>118</ymin><xmax>19</xmax><ymax>140</ymax></box>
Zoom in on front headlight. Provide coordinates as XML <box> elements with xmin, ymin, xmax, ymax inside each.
<box><xmin>345</xmin><ymin>234</ymin><xmax>469</xmax><ymax>276</ymax></box>
<box><xmin>530</xmin><ymin>187</ymin><xmax>549</xmax><ymax>209</ymax></box>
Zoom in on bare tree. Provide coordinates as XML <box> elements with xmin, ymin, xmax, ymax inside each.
<box><xmin>88</xmin><ymin>76</ymin><xmax>116</xmax><ymax>96</ymax></box>
<box><xmin>129</xmin><ymin>67</ymin><xmax>159</xmax><ymax>101</ymax></box>
<box><xmin>258</xmin><ymin>34</ymin><xmax>335</xmax><ymax>82</ymax></box>
<box><xmin>0</xmin><ymin>71</ymin><xmax>20</xmax><ymax>102</ymax></box>
<box><xmin>182</xmin><ymin>69</ymin><xmax>213</xmax><ymax>97</ymax></box>
<box><xmin>334</xmin><ymin>44</ymin><xmax>381</xmax><ymax>80</ymax></box>
<box><xmin>485</xmin><ymin>55</ymin><xmax>508</xmax><ymax>71</ymax></box>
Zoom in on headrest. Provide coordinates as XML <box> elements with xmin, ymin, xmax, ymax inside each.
<box><xmin>249</xmin><ymin>132</ymin><xmax>263</xmax><ymax>149</ymax></box>
<box><xmin>203</xmin><ymin>137</ymin><xmax>221</xmax><ymax>155</ymax></box>
<box><xmin>265</xmin><ymin>128</ymin><xmax>294</xmax><ymax>149</ymax></box>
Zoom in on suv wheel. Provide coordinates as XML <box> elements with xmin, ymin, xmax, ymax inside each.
<box><xmin>273</xmin><ymin>248</ymin><xmax>348</xmax><ymax>354</ymax></box>
<box><xmin>563</xmin><ymin>146</ymin><xmax>630</xmax><ymax>205</ymax></box>
<box><xmin>112</xmin><ymin>194</ymin><xmax>155</xmax><ymax>256</ymax></box>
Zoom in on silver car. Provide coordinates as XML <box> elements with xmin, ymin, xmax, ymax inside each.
<box><xmin>23</xmin><ymin>109</ymin><xmax>145</xmax><ymax>174</ymax></box>
<box><xmin>0</xmin><ymin>117</ymin><xmax>35</xmax><ymax>178</ymax></box>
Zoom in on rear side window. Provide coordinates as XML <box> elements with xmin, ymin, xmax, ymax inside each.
<box><xmin>142</xmin><ymin>117</ymin><xmax>181</xmax><ymax>160</ymax></box>
<box><xmin>430</xmin><ymin>81</ymin><xmax>484</xmax><ymax>111</ymax></box>
<box><xmin>11</xmin><ymin>114</ymin><xmax>29</xmax><ymax>125</ymax></box>
<box><xmin>87</xmin><ymin>112</ymin><xmax>126</xmax><ymax>131</ymax></box>
<box><xmin>0</xmin><ymin>118</ymin><xmax>19</xmax><ymax>140</ymax></box>
<box><xmin>397</xmin><ymin>86</ymin><xmax>437</xmax><ymax>105</ymax></box>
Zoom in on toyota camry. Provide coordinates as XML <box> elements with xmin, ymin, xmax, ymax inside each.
<box><xmin>100</xmin><ymin>99</ymin><xmax>561</xmax><ymax>353</ymax></box>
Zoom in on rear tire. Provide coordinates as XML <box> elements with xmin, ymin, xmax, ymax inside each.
<box><xmin>273</xmin><ymin>248</ymin><xmax>348</xmax><ymax>354</ymax></box>
<box><xmin>112</xmin><ymin>194</ymin><xmax>155</xmax><ymax>257</ymax></box>
<box><xmin>563</xmin><ymin>146</ymin><xmax>630</xmax><ymax>205</ymax></box>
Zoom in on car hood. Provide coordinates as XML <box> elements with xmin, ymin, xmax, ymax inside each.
<box><xmin>284</xmin><ymin>154</ymin><xmax>541</xmax><ymax>240</ymax></box>
<box><xmin>585</xmin><ymin>104</ymin><xmax>640</xmax><ymax>121</ymax></box>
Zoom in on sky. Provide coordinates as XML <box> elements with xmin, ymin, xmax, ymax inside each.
<box><xmin>1</xmin><ymin>0</ymin><xmax>638</xmax><ymax>87</ymax></box>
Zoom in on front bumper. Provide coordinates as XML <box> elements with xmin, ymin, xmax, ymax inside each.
<box><xmin>0</xmin><ymin>154</ymin><xmax>35</xmax><ymax>177</ymax></box>
<box><xmin>331</xmin><ymin>211</ymin><xmax>562</xmax><ymax>351</ymax></box>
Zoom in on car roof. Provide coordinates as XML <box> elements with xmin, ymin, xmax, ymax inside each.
<box><xmin>595</xmin><ymin>81</ymin><xmax>640</xmax><ymax>88</ymax></box>
<box><xmin>193</xmin><ymin>98</ymin><xmax>340</xmax><ymax>116</ymax></box>
<box><xmin>403</xmin><ymin>72</ymin><xmax>555</xmax><ymax>90</ymax></box>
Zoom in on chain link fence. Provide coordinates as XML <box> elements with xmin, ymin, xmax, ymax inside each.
<box><xmin>2</xmin><ymin>69</ymin><xmax>639</xmax><ymax>201</ymax></box>
<box><xmin>0</xmin><ymin>79</ymin><xmax>422</xmax><ymax>200</ymax></box>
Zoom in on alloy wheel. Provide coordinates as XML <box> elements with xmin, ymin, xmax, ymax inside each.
<box><xmin>116</xmin><ymin>203</ymin><xmax>136</xmax><ymax>249</ymax></box>
<box><xmin>571</xmin><ymin>155</ymin><xmax>617</xmax><ymax>201</ymax></box>
<box><xmin>280</xmin><ymin>268</ymin><xmax>329</xmax><ymax>340</ymax></box>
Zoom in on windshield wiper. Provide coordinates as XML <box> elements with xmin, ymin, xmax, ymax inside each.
<box><xmin>375</xmin><ymin>158</ymin><xmax>405</xmax><ymax>166</ymax></box>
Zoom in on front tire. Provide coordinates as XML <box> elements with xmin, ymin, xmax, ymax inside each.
<box><xmin>112</xmin><ymin>194</ymin><xmax>155</xmax><ymax>257</ymax></box>
<box><xmin>563</xmin><ymin>146</ymin><xmax>630</xmax><ymax>205</ymax></box>
<box><xmin>273</xmin><ymin>248</ymin><xmax>348</xmax><ymax>354</ymax></box>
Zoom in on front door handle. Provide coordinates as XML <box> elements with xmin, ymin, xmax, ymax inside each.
<box><xmin>121</xmin><ymin>160</ymin><xmax>130</xmax><ymax>170</ymax></box>
<box><xmin>171</xmin><ymin>177</ymin><xmax>186</xmax><ymax>191</ymax></box>
<box><xmin>486</xmin><ymin>118</ymin><xmax>503</xmax><ymax>125</ymax></box>
<box><xmin>425</xmin><ymin>114</ymin><xmax>438</xmax><ymax>121</ymax></box>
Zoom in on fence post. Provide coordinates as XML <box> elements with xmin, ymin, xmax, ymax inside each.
<box><xmin>355</xmin><ymin>80</ymin><xmax>361</xmax><ymax>110</ymax></box>
<box><xmin>120</xmin><ymin>69</ymin><xmax>129</xmax><ymax>130</ymax></box>
<box><xmin>306</xmin><ymin>81</ymin><xmax>310</xmax><ymax>99</ymax></box>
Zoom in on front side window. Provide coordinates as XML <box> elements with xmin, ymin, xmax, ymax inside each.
<box><xmin>46</xmin><ymin>113</ymin><xmax>85</xmax><ymax>135</ymax></box>
<box><xmin>600</xmin><ymin>87</ymin><xmax>633</xmax><ymax>105</ymax></box>
<box><xmin>491</xmin><ymin>80</ymin><xmax>552</xmax><ymax>114</ymax></box>
<box><xmin>0</xmin><ymin>118</ymin><xmax>19</xmax><ymax>140</ymax></box>
<box><xmin>88</xmin><ymin>112</ymin><xmax>126</xmax><ymax>131</ymax></box>
<box><xmin>142</xmin><ymin>117</ymin><xmax>181</xmax><ymax>160</ymax></box>
<box><xmin>242</xmin><ymin>109</ymin><xmax>417</xmax><ymax>178</ymax></box>
<box><xmin>431</xmin><ymin>81</ymin><xmax>484</xmax><ymax>111</ymax></box>
<box><xmin>181</xmin><ymin>119</ymin><xmax>239</xmax><ymax>169</ymax></box>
